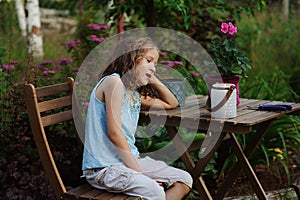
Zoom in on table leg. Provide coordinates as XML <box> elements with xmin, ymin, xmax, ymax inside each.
<box><xmin>228</xmin><ymin>133</ymin><xmax>267</xmax><ymax>200</ymax></box>
<box><xmin>192</xmin><ymin>131</ymin><xmax>226</xmax><ymax>180</ymax></box>
<box><xmin>215</xmin><ymin>120</ymin><xmax>273</xmax><ymax>200</ymax></box>
<box><xmin>165</xmin><ymin>126</ymin><xmax>213</xmax><ymax>200</ymax></box>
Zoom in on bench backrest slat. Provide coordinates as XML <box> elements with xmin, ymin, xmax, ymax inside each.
<box><xmin>38</xmin><ymin>95</ymin><xmax>72</xmax><ymax>113</ymax></box>
<box><xmin>36</xmin><ymin>82</ymin><xmax>72</xmax><ymax>97</ymax></box>
<box><xmin>41</xmin><ymin>110</ymin><xmax>73</xmax><ymax>127</ymax></box>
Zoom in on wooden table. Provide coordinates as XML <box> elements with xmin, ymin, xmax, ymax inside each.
<box><xmin>139</xmin><ymin>95</ymin><xmax>300</xmax><ymax>200</ymax></box>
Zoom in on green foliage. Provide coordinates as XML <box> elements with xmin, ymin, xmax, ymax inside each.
<box><xmin>0</xmin><ymin>28</ymin><xmax>78</xmax><ymax>200</ymax></box>
<box><xmin>239</xmin><ymin>115</ymin><xmax>300</xmax><ymax>185</ymax></box>
<box><xmin>39</xmin><ymin>0</ymin><xmax>106</xmax><ymax>16</ymax></box>
<box><xmin>105</xmin><ymin>0</ymin><xmax>265</xmax><ymax>48</ymax></box>
<box><xmin>0</xmin><ymin>1</ymin><xmax>18</xmax><ymax>34</ymax></box>
<box><xmin>237</xmin><ymin>7</ymin><xmax>300</xmax><ymax>98</ymax></box>
<box><xmin>209</xmin><ymin>37</ymin><xmax>252</xmax><ymax>77</ymax></box>
<box><xmin>65</xmin><ymin>18</ymin><xmax>110</xmax><ymax>66</ymax></box>
<box><xmin>236</xmin><ymin>9</ymin><xmax>300</xmax><ymax>97</ymax></box>
<box><xmin>136</xmin><ymin>125</ymin><xmax>205</xmax><ymax>154</ymax></box>
<box><xmin>0</xmin><ymin>47</ymin><xmax>7</xmax><ymax>65</ymax></box>
<box><xmin>228</xmin><ymin>69</ymin><xmax>300</xmax><ymax>185</ymax></box>
<box><xmin>240</xmin><ymin>67</ymin><xmax>299</xmax><ymax>102</ymax></box>
<box><xmin>157</xmin><ymin>51</ymin><xmax>208</xmax><ymax>95</ymax></box>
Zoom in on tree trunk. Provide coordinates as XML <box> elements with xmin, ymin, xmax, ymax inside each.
<box><xmin>78</xmin><ymin>0</ymin><xmax>83</xmax><ymax>20</ymax></box>
<box><xmin>283</xmin><ymin>0</ymin><xmax>289</xmax><ymax>20</ymax></box>
<box><xmin>15</xmin><ymin>0</ymin><xmax>27</xmax><ymax>37</ymax></box>
<box><xmin>145</xmin><ymin>0</ymin><xmax>154</xmax><ymax>27</ymax></box>
<box><xmin>25</xmin><ymin>0</ymin><xmax>43</xmax><ymax>59</ymax></box>
<box><xmin>117</xmin><ymin>0</ymin><xmax>124</xmax><ymax>33</ymax></box>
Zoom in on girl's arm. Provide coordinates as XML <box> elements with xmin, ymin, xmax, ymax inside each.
<box><xmin>141</xmin><ymin>75</ymin><xmax>179</xmax><ymax>110</ymax></box>
<box><xmin>97</xmin><ymin>76</ymin><xmax>142</xmax><ymax>172</ymax></box>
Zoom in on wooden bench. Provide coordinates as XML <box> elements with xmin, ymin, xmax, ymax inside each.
<box><xmin>24</xmin><ymin>77</ymin><xmax>141</xmax><ymax>200</ymax></box>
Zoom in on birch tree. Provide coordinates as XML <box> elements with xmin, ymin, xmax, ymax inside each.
<box><xmin>15</xmin><ymin>0</ymin><xmax>27</xmax><ymax>37</ymax></box>
<box><xmin>283</xmin><ymin>0</ymin><xmax>289</xmax><ymax>20</ymax></box>
<box><xmin>25</xmin><ymin>0</ymin><xmax>43</xmax><ymax>59</ymax></box>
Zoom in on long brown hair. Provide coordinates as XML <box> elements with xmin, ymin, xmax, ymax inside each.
<box><xmin>100</xmin><ymin>37</ymin><xmax>158</xmax><ymax>97</ymax></box>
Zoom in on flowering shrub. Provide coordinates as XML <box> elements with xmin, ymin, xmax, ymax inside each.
<box><xmin>208</xmin><ymin>22</ymin><xmax>252</xmax><ymax>77</ymax></box>
<box><xmin>31</xmin><ymin>57</ymin><xmax>76</xmax><ymax>84</ymax></box>
<box><xmin>159</xmin><ymin>51</ymin><xmax>207</xmax><ymax>95</ymax></box>
<box><xmin>65</xmin><ymin>22</ymin><xmax>110</xmax><ymax>66</ymax></box>
<box><xmin>0</xmin><ymin>56</ymin><xmax>78</xmax><ymax>199</ymax></box>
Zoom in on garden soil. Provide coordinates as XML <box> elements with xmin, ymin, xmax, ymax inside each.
<box><xmin>222</xmin><ymin>162</ymin><xmax>300</xmax><ymax>199</ymax></box>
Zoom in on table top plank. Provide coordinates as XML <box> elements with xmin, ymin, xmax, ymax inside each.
<box><xmin>228</xmin><ymin>110</ymin><xmax>270</xmax><ymax>125</ymax></box>
<box><xmin>238</xmin><ymin>99</ymin><xmax>272</xmax><ymax>110</ymax></box>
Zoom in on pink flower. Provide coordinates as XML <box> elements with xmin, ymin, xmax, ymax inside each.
<box><xmin>34</xmin><ymin>64</ymin><xmax>42</xmax><ymax>68</ymax></box>
<box><xmin>221</xmin><ymin>23</ymin><xmax>229</xmax><ymax>34</ymax></box>
<box><xmin>160</xmin><ymin>60</ymin><xmax>184</xmax><ymax>68</ymax></box>
<box><xmin>43</xmin><ymin>71</ymin><xmax>49</xmax><ymax>75</ymax></box>
<box><xmin>228</xmin><ymin>22</ymin><xmax>237</xmax><ymax>35</ymax></box>
<box><xmin>87</xmin><ymin>24</ymin><xmax>109</xmax><ymax>30</ymax></box>
<box><xmin>48</xmin><ymin>70</ymin><xmax>56</xmax><ymax>74</ymax></box>
<box><xmin>66</xmin><ymin>42</ymin><xmax>77</xmax><ymax>48</ymax></box>
<box><xmin>57</xmin><ymin>57</ymin><xmax>73</xmax><ymax>64</ymax></box>
<box><xmin>13</xmin><ymin>82</ymin><xmax>19</xmax><ymax>87</ymax></box>
<box><xmin>174</xmin><ymin>61</ymin><xmax>184</xmax><ymax>66</ymax></box>
<box><xmin>42</xmin><ymin>68</ymin><xmax>55</xmax><ymax>75</ymax></box>
<box><xmin>40</xmin><ymin>60</ymin><xmax>54</xmax><ymax>65</ymax></box>
<box><xmin>160</xmin><ymin>52</ymin><xmax>167</xmax><ymax>56</ymax></box>
<box><xmin>160</xmin><ymin>60</ymin><xmax>175</xmax><ymax>67</ymax></box>
<box><xmin>189</xmin><ymin>71</ymin><xmax>200</xmax><ymax>77</ymax></box>
<box><xmin>221</xmin><ymin>22</ymin><xmax>237</xmax><ymax>35</ymax></box>
<box><xmin>2</xmin><ymin>64</ymin><xmax>15</xmax><ymax>70</ymax></box>
<box><xmin>65</xmin><ymin>39</ymin><xmax>79</xmax><ymax>48</ymax></box>
<box><xmin>90</xmin><ymin>35</ymin><xmax>106</xmax><ymax>42</ymax></box>
<box><xmin>82</xmin><ymin>102</ymin><xmax>89</xmax><ymax>107</ymax></box>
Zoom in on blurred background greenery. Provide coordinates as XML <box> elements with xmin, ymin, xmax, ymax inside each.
<box><xmin>0</xmin><ymin>0</ymin><xmax>299</xmax><ymax>199</ymax></box>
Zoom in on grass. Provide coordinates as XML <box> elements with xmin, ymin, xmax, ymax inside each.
<box><xmin>2</xmin><ymin>32</ymin><xmax>73</xmax><ymax>64</ymax></box>
<box><xmin>42</xmin><ymin>31</ymin><xmax>74</xmax><ymax>61</ymax></box>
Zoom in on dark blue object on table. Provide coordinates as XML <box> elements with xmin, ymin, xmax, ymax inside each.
<box><xmin>258</xmin><ymin>104</ymin><xmax>293</xmax><ymax>111</ymax></box>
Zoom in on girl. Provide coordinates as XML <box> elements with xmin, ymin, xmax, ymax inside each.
<box><xmin>82</xmin><ymin>37</ymin><xmax>193</xmax><ymax>200</ymax></box>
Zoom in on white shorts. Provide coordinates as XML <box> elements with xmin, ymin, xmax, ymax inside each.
<box><xmin>83</xmin><ymin>156</ymin><xmax>193</xmax><ymax>200</ymax></box>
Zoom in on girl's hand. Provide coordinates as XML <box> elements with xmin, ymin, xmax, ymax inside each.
<box><xmin>148</xmin><ymin>74</ymin><xmax>160</xmax><ymax>85</ymax></box>
<box><xmin>141</xmin><ymin>75</ymin><xmax>179</xmax><ymax>110</ymax></box>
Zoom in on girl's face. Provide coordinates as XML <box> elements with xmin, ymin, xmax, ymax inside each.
<box><xmin>135</xmin><ymin>48</ymin><xmax>159</xmax><ymax>86</ymax></box>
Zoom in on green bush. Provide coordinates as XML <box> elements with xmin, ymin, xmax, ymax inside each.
<box><xmin>237</xmin><ymin>10</ymin><xmax>300</xmax><ymax>97</ymax></box>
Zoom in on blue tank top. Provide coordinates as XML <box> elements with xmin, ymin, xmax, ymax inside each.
<box><xmin>82</xmin><ymin>73</ymin><xmax>140</xmax><ymax>170</ymax></box>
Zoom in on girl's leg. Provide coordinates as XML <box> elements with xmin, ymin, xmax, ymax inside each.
<box><xmin>165</xmin><ymin>182</ymin><xmax>191</xmax><ymax>200</ymax></box>
<box><xmin>84</xmin><ymin>165</ymin><xmax>166</xmax><ymax>200</ymax></box>
<box><xmin>138</xmin><ymin>156</ymin><xmax>193</xmax><ymax>200</ymax></box>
